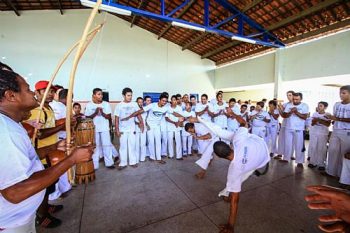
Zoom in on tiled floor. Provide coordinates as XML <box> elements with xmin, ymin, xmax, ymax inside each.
<box><xmin>38</xmin><ymin>155</ymin><xmax>339</xmax><ymax>233</ymax></box>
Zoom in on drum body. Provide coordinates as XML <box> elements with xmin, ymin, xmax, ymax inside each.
<box><xmin>74</xmin><ymin>118</ymin><xmax>96</xmax><ymax>184</ymax></box>
<box><xmin>75</xmin><ymin>118</ymin><xmax>95</xmax><ymax>146</ymax></box>
<box><xmin>75</xmin><ymin>159</ymin><xmax>95</xmax><ymax>184</ymax></box>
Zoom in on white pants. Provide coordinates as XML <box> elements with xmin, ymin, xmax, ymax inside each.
<box><xmin>49</xmin><ymin>172</ymin><xmax>71</xmax><ymax>201</ymax></box>
<box><xmin>111</xmin><ymin>145</ymin><xmax>119</xmax><ymax>158</ymax></box>
<box><xmin>267</xmin><ymin>125</ymin><xmax>279</xmax><ymax>154</ymax></box>
<box><xmin>284</xmin><ymin>129</ymin><xmax>305</xmax><ymax>163</ymax></box>
<box><xmin>196</xmin><ymin>139</ymin><xmax>217</xmax><ymax>170</ymax></box>
<box><xmin>119</xmin><ymin>132</ymin><xmax>137</xmax><ymax>166</ymax></box>
<box><xmin>327</xmin><ymin>129</ymin><xmax>350</xmax><ymax>177</ymax></box>
<box><xmin>197</xmin><ymin>140</ymin><xmax>207</xmax><ymax>155</ymax></box>
<box><xmin>93</xmin><ymin>131</ymin><xmax>114</xmax><ymax>169</ymax></box>
<box><xmin>161</xmin><ymin>131</ymin><xmax>168</xmax><ymax>156</ymax></box>
<box><xmin>167</xmin><ymin>131</ymin><xmax>182</xmax><ymax>159</ymax></box>
<box><xmin>252</xmin><ymin>126</ymin><xmax>268</xmax><ymax>144</ymax></box>
<box><xmin>147</xmin><ymin>127</ymin><xmax>162</xmax><ymax>160</ymax></box>
<box><xmin>308</xmin><ymin>133</ymin><xmax>328</xmax><ymax>167</ymax></box>
<box><xmin>340</xmin><ymin>158</ymin><xmax>350</xmax><ymax>185</ymax></box>
<box><xmin>182</xmin><ymin>135</ymin><xmax>193</xmax><ymax>155</ymax></box>
<box><xmin>2</xmin><ymin>215</ymin><xmax>36</xmax><ymax>233</ymax></box>
<box><xmin>135</xmin><ymin>131</ymin><xmax>147</xmax><ymax>162</ymax></box>
<box><xmin>277</xmin><ymin>126</ymin><xmax>286</xmax><ymax>155</ymax></box>
<box><xmin>218</xmin><ymin>171</ymin><xmax>255</xmax><ymax>197</ymax></box>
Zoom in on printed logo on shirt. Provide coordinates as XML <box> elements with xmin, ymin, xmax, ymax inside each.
<box><xmin>242</xmin><ymin>146</ymin><xmax>248</xmax><ymax>164</ymax></box>
<box><xmin>153</xmin><ymin>111</ymin><xmax>165</xmax><ymax>117</ymax></box>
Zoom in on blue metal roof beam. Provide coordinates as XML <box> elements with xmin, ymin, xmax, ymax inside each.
<box><xmin>80</xmin><ymin>0</ymin><xmax>285</xmax><ymax>48</ymax></box>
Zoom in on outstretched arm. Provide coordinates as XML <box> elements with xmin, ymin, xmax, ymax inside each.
<box><xmin>197</xmin><ymin>117</ymin><xmax>235</xmax><ymax>141</ymax></box>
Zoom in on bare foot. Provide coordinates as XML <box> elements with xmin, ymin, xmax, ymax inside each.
<box><xmin>195</xmin><ymin>170</ymin><xmax>206</xmax><ymax>179</ymax></box>
<box><xmin>223</xmin><ymin>196</ymin><xmax>231</xmax><ymax>203</ymax></box>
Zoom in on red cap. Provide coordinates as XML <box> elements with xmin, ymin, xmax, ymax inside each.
<box><xmin>35</xmin><ymin>81</ymin><xmax>57</xmax><ymax>91</ymax></box>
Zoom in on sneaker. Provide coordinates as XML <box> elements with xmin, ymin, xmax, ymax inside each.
<box><xmin>297</xmin><ymin>163</ymin><xmax>304</xmax><ymax>168</ymax></box>
<box><xmin>176</xmin><ymin>158</ymin><xmax>184</xmax><ymax>160</ymax></box>
<box><xmin>269</xmin><ymin>153</ymin><xmax>274</xmax><ymax>157</ymax></box>
<box><xmin>36</xmin><ymin>214</ymin><xmax>62</xmax><ymax>228</ymax></box>
<box><xmin>48</xmin><ymin>204</ymin><xmax>63</xmax><ymax>214</ymax></box>
<box><xmin>318</xmin><ymin>166</ymin><xmax>325</xmax><ymax>171</ymax></box>
<box><xmin>291</xmin><ymin>157</ymin><xmax>296</xmax><ymax>160</ymax></box>
<box><xmin>308</xmin><ymin>164</ymin><xmax>317</xmax><ymax>169</ymax></box>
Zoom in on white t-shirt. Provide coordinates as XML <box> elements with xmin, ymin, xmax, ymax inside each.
<box><xmin>114</xmin><ymin>101</ymin><xmax>140</xmax><ymax>133</ymax></box>
<box><xmin>333</xmin><ymin>102</ymin><xmax>350</xmax><ymax>130</ymax></box>
<box><xmin>84</xmin><ymin>101</ymin><xmax>112</xmax><ymax>132</ymax></box>
<box><xmin>226</xmin><ymin>127</ymin><xmax>270</xmax><ymax>193</ymax></box>
<box><xmin>267</xmin><ymin>109</ymin><xmax>279</xmax><ymax>127</ymax></box>
<box><xmin>182</xmin><ymin>110</ymin><xmax>196</xmax><ymax>136</ymax></box>
<box><xmin>195</xmin><ymin>103</ymin><xmax>211</xmax><ymax>122</ymax></box>
<box><xmin>194</xmin><ymin>122</ymin><xmax>212</xmax><ymax>138</ymax></box>
<box><xmin>284</xmin><ymin>102</ymin><xmax>309</xmax><ymax>130</ymax></box>
<box><xmin>309</xmin><ymin>112</ymin><xmax>330</xmax><ymax>135</ymax></box>
<box><xmin>135</xmin><ymin>110</ymin><xmax>148</xmax><ymax>133</ymax></box>
<box><xmin>281</xmin><ymin>102</ymin><xmax>292</xmax><ymax>127</ymax></box>
<box><xmin>49</xmin><ymin>100</ymin><xmax>66</xmax><ymax>139</ymax></box>
<box><xmin>143</xmin><ymin>103</ymin><xmax>168</xmax><ymax>129</ymax></box>
<box><xmin>250</xmin><ymin>110</ymin><xmax>270</xmax><ymax>127</ymax></box>
<box><xmin>227</xmin><ymin>106</ymin><xmax>241</xmax><ymax>132</ymax></box>
<box><xmin>166</xmin><ymin>105</ymin><xmax>182</xmax><ymax>132</ymax></box>
<box><xmin>209</xmin><ymin>102</ymin><xmax>228</xmax><ymax>128</ymax></box>
<box><xmin>160</xmin><ymin>103</ymin><xmax>170</xmax><ymax>132</ymax></box>
<box><xmin>0</xmin><ymin>114</ymin><xmax>45</xmax><ymax>229</ymax></box>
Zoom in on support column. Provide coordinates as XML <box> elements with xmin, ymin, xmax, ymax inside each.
<box><xmin>273</xmin><ymin>48</ymin><xmax>285</xmax><ymax>100</ymax></box>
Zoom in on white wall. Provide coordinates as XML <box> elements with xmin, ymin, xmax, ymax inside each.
<box><xmin>215</xmin><ymin>53</ymin><xmax>275</xmax><ymax>89</ymax></box>
<box><xmin>0</xmin><ymin>10</ymin><xmax>216</xmax><ymax>101</ymax></box>
<box><xmin>215</xmin><ymin>30</ymin><xmax>350</xmax><ymax>90</ymax></box>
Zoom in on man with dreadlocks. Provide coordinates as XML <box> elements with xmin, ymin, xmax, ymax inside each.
<box><xmin>0</xmin><ymin>63</ymin><xmax>94</xmax><ymax>233</ymax></box>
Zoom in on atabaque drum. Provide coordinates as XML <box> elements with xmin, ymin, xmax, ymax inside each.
<box><xmin>74</xmin><ymin>118</ymin><xmax>96</xmax><ymax>184</ymax></box>
<box><xmin>75</xmin><ymin>118</ymin><xmax>95</xmax><ymax>146</ymax></box>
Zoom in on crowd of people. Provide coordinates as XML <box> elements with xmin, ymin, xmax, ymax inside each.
<box><xmin>0</xmin><ymin>61</ymin><xmax>349</xmax><ymax>233</ymax></box>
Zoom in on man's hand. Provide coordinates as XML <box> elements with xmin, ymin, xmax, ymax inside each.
<box><xmin>95</xmin><ymin>107</ymin><xmax>101</xmax><ymax>114</ymax></box>
<box><xmin>219</xmin><ymin>224</ymin><xmax>234</xmax><ymax>233</ymax></box>
<box><xmin>188</xmin><ymin>116</ymin><xmax>199</xmax><ymax>123</ymax></box>
<box><xmin>25</xmin><ymin>120</ymin><xmax>43</xmax><ymax>130</ymax></box>
<box><xmin>71</xmin><ymin>144</ymin><xmax>94</xmax><ymax>164</ymax></box>
<box><xmin>56</xmin><ymin>140</ymin><xmax>68</xmax><ymax>152</ymax></box>
<box><xmin>277</xmin><ymin>103</ymin><xmax>284</xmax><ymax>111</ymax></box>
<box><xmin>325</xmin><ymin>113</ymin><xmax>337</xmax><ymax>121</ymax></box>
<box><xmin>305</xmin><ymin>185</ymin><xmax>350</xmax><ymax>232</ymax></box>
<box><xmin>115</xmin><ymin>131</ymin><xmax>121</xmax><ymax>137</ymax></box>
<box><xmin>138</xmin><ymin>123</ymin><xmax>145</xmax><ymax>133</ymax></box>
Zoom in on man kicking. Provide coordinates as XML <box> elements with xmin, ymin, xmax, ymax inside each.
<box><xmin>213</xmin><ymin>137</ymin><xmax>270</xmax><ymax>233</ymax></box>
<box><xmin>185</xmin><ymin>107</ymin><xmax>246</xmax><ymax>179</ymax></box>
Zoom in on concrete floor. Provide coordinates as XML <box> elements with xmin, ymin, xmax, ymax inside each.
<box><xmin>39</xmin><ymin>155</ymin><xmax>339</xmax><ymax>233</ymax></box>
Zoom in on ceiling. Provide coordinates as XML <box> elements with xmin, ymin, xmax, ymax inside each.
<box><xmin>1</xmin><ymin>0</ymin><xmax>349</xmax><ymax>65</ymax></box>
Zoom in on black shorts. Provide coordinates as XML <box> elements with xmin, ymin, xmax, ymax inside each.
<box><xmin>43</xmin><ymin>164</ymin><xmax>58</xmax><ymax>195</ymax></box>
